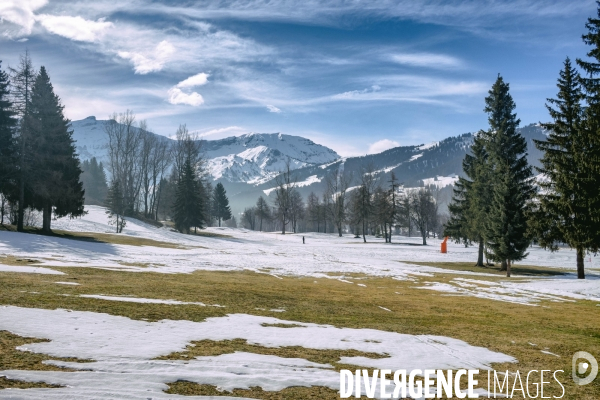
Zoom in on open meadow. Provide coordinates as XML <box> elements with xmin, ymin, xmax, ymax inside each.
<box><xmin>0</xmin><ymin>207</ymin><xmax>599</xmax><ymax>399</ymax></box>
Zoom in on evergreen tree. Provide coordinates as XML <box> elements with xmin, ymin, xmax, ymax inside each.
<box><xmin>172</xmin><ymin>157</ymin><xmax>204</xmax><ymax>234</ymax></box>
<box><xmin>29</xmin><ymin>66</ymin><xmax>84</xmax><ymax>232</ymax></box>
<box><xmin>105</xmin><ymin>180</ymin><xmax>126</xmax><ymax>233</ymax></box>
<box><xmin>0</xmin><ymin>60</ymin><xmax>17</xmax><ymax>218</ymax></box>
<box><xmin>571</xmin><ymin>4</ymin><xmax>600</xmax><ymax>278</ymax></box>
<box><xmin>484</xmin><ymin>75</ymin><xmax>534</xmax><ymax>277</ymax></box>
<box><xmin>81</xmin><ymin>157</ymin><xmax>108</xmax><ymax>205</ymax></box>
<box><xmin>9</xmin><ymin>52</ymin><xmax>37</xmax><ymax>231</ymax></box>
<box><xmin>212</xmin><ymin>182</ymin><xmax>232</xmax><ymax>227</ymax></box>
<box><xmin>445</xmin><ymin>132</ymin><xmax>492</xmax><ymax>266</ymax></box>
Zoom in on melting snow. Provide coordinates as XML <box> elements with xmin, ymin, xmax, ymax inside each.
<box><xmin>0</xmin><ymin>306</ymin><xmax>514</xmax><ymax>399</ymax></box>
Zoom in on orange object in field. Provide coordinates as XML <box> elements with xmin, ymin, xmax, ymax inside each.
<box><xmin>441</xmin><ymin>236</ymin><xmax>449</xmax><ymax>253</ymax></box>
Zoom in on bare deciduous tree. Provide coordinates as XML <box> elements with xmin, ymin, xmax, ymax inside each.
<box><xmin>273</xmin><ymin>159</ymin><xmax>297</xmax><ymax>234</ymax></box>
<box><xmin>325</xmin><ymin>166</ymin><xmax>350</xmax><ymax>237</ymax></box>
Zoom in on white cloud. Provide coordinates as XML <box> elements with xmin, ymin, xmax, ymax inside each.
<box><xmin>176</xmin><ymin>72</ymin><xmax>209</xmax><ymax>88</ymax></box>
<box><xmin>266</xmin><ymin>105</ymin><xmax>281</xmax><ymax>113</ymax></box>
<box><xmin>368</xmin><ymin>139</ymin><xmax>400</xmax><ymax>154</ymax></box>
<box><xmin>195</xmin><ymin>126</ymin><xmax>247</xmax><ymax>138</ymax></box>
<box><xmin>37</xmin><ymin>15</ymin><xmax>113</xmax><ymax>42</ymax></box>
<box><xmin>118</xmin><ymin>40</ymin><xmax>176</xmax><ymax>74</ymax></box>
<box><xmin>0</xmin><ymin>0</ymin><xmax>47</xmax><ymax>37</ymax></box>
<box><xmin>167</xmin><ymin>87</ymin><xmax>204</xmax><ymax>106</ymax></box>
<box><xmin>391</xmin><ymin>53</ymin><xmax>463</xmax><ymax>69</ymax></box>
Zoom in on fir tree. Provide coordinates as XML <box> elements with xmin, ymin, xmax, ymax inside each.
<box><xmin>9</xmin><ymin>52</ymin><xmax>37</xmax><ymax>231</ymax></box>
<box><xmin>81</xmin><ymin>157</ymin><xmax>109</xmax><ymax>205</ymax></box>
<box><xmin>29</xmin><ymin>66</ymin><xmax>84</xmax><ymax>232</ymax></box>
<box><xmin>572</xmin><ymin>4</ymin><xmax>600</xmax><ymax>278</ymax></box>
<box><xmin>105</xmin><ymin>180</ymin><xmax>126</xmax><ymax>233</ymax></box>
<box><xmin>484</xmin><ymin>75</ymin><xmax>534</xmax><ymax>277</ymax></box>
<box><xmin>0</xmin><ymin>60</ymin><xmax>17</xmax><ymax>215</ymax></box>
<box><xmin>445</xmin><ymin>131</ymin><xmax>492</xmax><ymax>266</ymax></box>
<box><xmin>172</xmin><ymin>157</ymin><xmax>204</xmax><ymax>234</ymax></box>
<box><xmin>212</xmin><ymin>182</ymin><xmax>232</xmax><ymax>227</ymax></box>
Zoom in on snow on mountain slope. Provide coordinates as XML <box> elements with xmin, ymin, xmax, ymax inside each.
<box><xmin>203</xmin><ymin>133</ymin><xmax>339</xmax><ymax>184</ymax></box>
<box><xmin>70</xmin><ymin>116</ymin><xmax>110</xmax><ymax>162</ymax></box>
<box><xmin>70</xmin><ymin>117</ymin><xmax>340</xmax><ymax>185</ymax></box>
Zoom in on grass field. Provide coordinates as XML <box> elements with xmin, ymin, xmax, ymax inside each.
<box><xmin>0</xmin><ymin>263</ymin><xmax>598</xmax><ymax>399</ymax></box>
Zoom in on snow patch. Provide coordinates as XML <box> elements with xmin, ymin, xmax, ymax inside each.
<box><xmin>0</xmin><ymin>306</ymin><xmax>515</xmax><ymax>399</ymax></box>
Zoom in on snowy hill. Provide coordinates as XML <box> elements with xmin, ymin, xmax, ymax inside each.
<box><xmin>203</xmin><ymin>133</ymin><xmax>340</xmax><ymax>185</ymax></box>
<box><xmin>70</xmin><ymin>117</ymin><xmax>340</xmax><ymax>186</ymax></box>
<box><xmin>70</xmin><ymin>117</ymin><xmax>548</xmax><ymax>214</ymax></box>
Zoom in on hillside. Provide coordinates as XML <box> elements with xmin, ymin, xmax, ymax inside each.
<box><xmin>70</xmin><ymin>117</ymin><xmax>547</xmax><ymax>214</ymax></box>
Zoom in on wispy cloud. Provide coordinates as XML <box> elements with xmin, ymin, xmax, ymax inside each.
<box><xmin>36</xmin><ymin>15</ymin><xmax>113</xmax><ymax>42</ymax></box>
<box><xmin>0</xmin><ymin>0</ymin><xmax>47</xmax><ymax>38</ymax></box>
<box><xmin>177</xmin><ymin>72</ymin><xmax>209</xmax><ymax>88</ymax></box>
<box><xmin>118</xmin><ymin>40</ymin><xmax>176</xmax><ymax>74</ymax></box>
<box><xmin>194</xmin><ymin>125</ymin><xmax>247</xmax><ymax>138</ymax></box>
<box><xmin>266</xmin><ymin>104</ymin><xmax>281</xmax><ymax>113</ymax></box>
<box><xmin>390</xmin><ymin>53</ymin><xmax>463</xmax><ymax>69</ymax></box>
<box><xmin>368</xmin><ymin>139</ymin><xmax>400</xmax><ymax>154</ymax></box>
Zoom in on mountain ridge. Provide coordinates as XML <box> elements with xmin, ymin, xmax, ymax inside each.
<box><xmin>69</xmin><ymin>116</ymin><xmax>547</xmax><ymax>214</ymax></box>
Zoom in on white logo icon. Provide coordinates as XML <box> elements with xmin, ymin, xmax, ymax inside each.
<box><xmin>572</xmin><ymin>351</ymin><xmax>598</xmax><ymax>386</ymax></box>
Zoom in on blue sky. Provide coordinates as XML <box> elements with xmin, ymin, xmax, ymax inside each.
<box><xmin>0</xmin><ymin>0</ymin><xmax>596</xmax><ymax>156</ymax></box>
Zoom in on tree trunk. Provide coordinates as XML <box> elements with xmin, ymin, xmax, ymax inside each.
<box><xmin>576</xmin><ymin>248</ymin><xmax>585</xmax><ymax>279</ymax></box>
<box><xmin>506</xmin><ymin>259</ymin><xmax>511</xmax><ymax>278</ymax></box>
<box><xmin>500</xmin><ymin>259</ymin><xmax>507</xmax><ymax>271</ymax></box>
<box><xmin>42</xmin><ymin>202</ymin><xmax>52</xmax><ymax>233</ymax></box>
<box><xmin>17</xmin><ymin>181</ymin><xmax>25</xmax><ymax>232</ymax></box>
<box><xmin>259</xmin><ymin>217</ymin><xmax>263</xmax><ymax>232</ymax></box>
<box><xmin>218</xmin><ymin>217</ymin><xmax>221</xmax><ymax>227</ymax></box>
<box><xmin>362</xmin><ymin>220</ymin><xmax>366</xmax><ymax>243</ymax></box>
<box><xmin>476</xmin><ymin>238</ymin><xmax>485</xmax><ymax>267</ymax></box>
<box><xmin>422</xmin><ymin>232</ymin><xmax>427</xmax><ymax>245</ymax></box>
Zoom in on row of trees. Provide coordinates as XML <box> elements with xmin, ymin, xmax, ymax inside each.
<box><xmin>103</xmin><ymin>119</ymin><xmax>233</xmax><ymax>233</ymax></box>
<box><xmin>241</xmin><ymin>164</ymin><xmax>442</xmax><ymax>245</ymax></box>
<box><xmin>446</xmin><ymin>6</ymin><xmax>600</xmax><ymax>279</ymax></box>
<box><xmin>0</xmin><ymin>52</ymin><xmax>84</xmax><ymax>232</ymax></box>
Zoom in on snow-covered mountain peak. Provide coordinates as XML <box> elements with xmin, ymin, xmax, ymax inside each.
<box><xmin>69</xmin><ymin>118</ymin><xmax>340</xmax><ymax>186</ymax></box>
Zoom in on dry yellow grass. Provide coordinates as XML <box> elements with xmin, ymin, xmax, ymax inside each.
<box><xmin>165</xmin><ymin>382</ymin><xmax>374</xmax><ymax>399</ymax></box>
<box><xmin>0</xmin><ymin>267</ymin><xmax>597</xmax><ymax>398</ymax></box>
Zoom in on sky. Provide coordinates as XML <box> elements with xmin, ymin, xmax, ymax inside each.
<box><xmin>0</xmin><ymin>0</ymin><xmax>597</xmax><ymax>156</ymax></box>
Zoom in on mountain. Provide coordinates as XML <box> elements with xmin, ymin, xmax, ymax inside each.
<box><xmin>203</xmin><ymin>133</ymin><xmax>340</xmax><ymax>185</ymax></box>
<box><xmin>70</xmin><ymin>117</ymin><xmax>340</xmax><ymax>185</ymax></box>
<box><xmin>69</xmin><ymin>116</ymin><xmax>547</xmax><ymax>214</ymax></box>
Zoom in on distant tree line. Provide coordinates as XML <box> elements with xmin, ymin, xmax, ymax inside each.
<box><xmin>446</xmin><ymin>7</ymin><xmax>600</xmax><ymax>279</ymax></box>
<box><xmin>241</xmin><ymin>161</ymin><xmax>444</xmax><ymax>245</ymax></box>
<box><xmin>0</xmin><ymin>52</ymin><xmax>84</xmax><ymax>232</ymax></box>
<box><xmin>102</xmin><ymin>118</ymin><xmax>233</xmax><ymax>234</ymax></box>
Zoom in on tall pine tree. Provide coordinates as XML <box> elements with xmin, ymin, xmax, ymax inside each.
<box><xmin>105</xmin><ymin>180</ymin><xmax>126</xmax><ymax>233</ymax></box>
<box><xmin>484</xmin><ymin>75</ymin><xmax>534</xmax><ymax>277</ymax></box>
<box><xmin>212</xmin><ymin>182</ymin><xmax>232</xmax><ymax>227</ymax></box>
<box><xmin>0</xmin><ymin>60</ymin><xmax>17</xmax><ymax>214</ymax></box>
<box><xmin>29</xmin><ymin>66</ymin><xmax>84</xmax><ymax>233</ymax></box>
<box><xmin>81</xmin><ymin>157</ymin><xmax>108</xmax><ymax>205</ymax></box>
<box><xmin>445</xmin><ymin>131</ymin><xmax>492</xmax><ymax>266</ymax></box>
<box><xmin>534</xmin><ymin>58</ymin><xmax>593</xmax><ymax>279</ymax></box>
<box><xmin>173</xmin><ymin>157</ymin><xmax>205</xmax><ymax>234</ymax></box>
<box><xmin>9</xmin><ymin>52</ymin><xmax>36</xmax><ymax>231</ymax></box>
<box><xmin>573</xmin><ymin>3</ymin><xmax>600</xmax><ymax>278</ymax></box>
